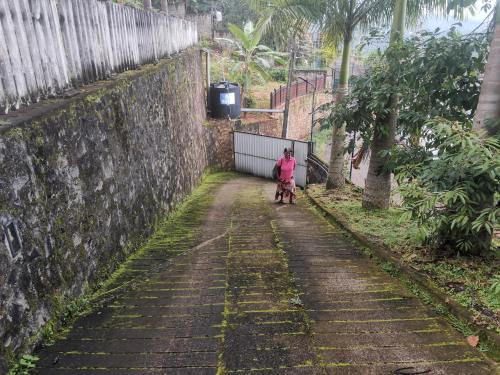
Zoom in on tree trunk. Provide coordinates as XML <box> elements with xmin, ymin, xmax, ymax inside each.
<box><xmin>473</xmin><ymin>2</ymin><xmax>500</xmax><ymax>136</ymax></box>
<box><xmin>326</xmin><ymin>36</ymin><xmax>351</xmax><ymax>189</ymax></box>
<box><xmin>143</xmin><ymin>0</ymin><xmax>153</xmax><ymax>10</ymax></box>
<box><xmin>242</xmin><ymin>65</ymin><xmax>251</xmax><ymax>107</ymax></box>
<box><xmin>282</xmin><ymin>50</ymin><xmax>296</xmax><ymax>138</ymax></box>
<box><xmin>470</xmin><ymin>2</ymin><xmax>499</xmax><ymax>254</ymax></box>
<box><xmin>362</xmin><ymin>118</ymin><xmax>396</xmax><ymax>209</ymax></box>
<box><xmin>362</xmin><ymin>0</ymin><xmax>406</xmax><ymax>208</ymax></box>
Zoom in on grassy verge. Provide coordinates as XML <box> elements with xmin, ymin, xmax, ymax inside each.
<box><xmin>307</xmin><ymin>183</ymin><xmax>499</xmax><ymax>335</ymax></box>
<box><xmin>251</xmin><ymin>81</ymin><xmax>284</xmax><ymax>109</ymax></box>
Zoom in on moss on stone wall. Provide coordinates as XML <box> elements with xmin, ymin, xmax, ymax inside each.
<box><xmin>0</xmin><ymin>47</ymin><xmax>228</xmax><ymax>364</ymax></box>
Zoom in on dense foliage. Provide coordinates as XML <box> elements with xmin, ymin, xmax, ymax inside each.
<box><xmin>217</xmin><ymin>0</ymin><xmax>259</xmax><ymax>27</ymax></box>
<box><xmin>321</xmin><ymin>29</ymin><xmax>489</xmax><ymax>150</ymax></box>
<box><xmin>269</xmin><ymin>68</ymin><xmax>288</xmax><ymax>82</ymax></box>
<box><xmin>319</xmin><ymin>29</ymin><xmax>498</xmax><ymax>254</ymax></box>
<box><xmin>396</xmin><ymin>120</ymin><xmax>499</xmax><ymax>254</ymax></box>
<box><xmin>186</xmin><ymin>0</ymin><xmax>213</xmax><ymax>13</ymax></box>
<box><xmin>113</xmin><ymin>0</ymin><xmax>143</xmax><ymax>8</ymax></box>
<box><xmin>114</xmin><ymin>0</ymin><xmax>259</xmax><ymax>27</ymax></box>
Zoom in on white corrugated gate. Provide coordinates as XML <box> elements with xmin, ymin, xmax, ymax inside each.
<box><xmin>234</xmin><ymin>131</ymin><xmax>308</xmax><ymax>187</ymax></box>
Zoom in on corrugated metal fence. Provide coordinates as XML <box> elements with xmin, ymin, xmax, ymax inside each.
<box><xmin>0</xmin><ymin>0</ymin><xmax>198</xmax><ymax>114</ymax></box>
<box><xmin>234</xmin><ymin>131</ymin><xmax>308</xmax><ymax>187</ymax></box>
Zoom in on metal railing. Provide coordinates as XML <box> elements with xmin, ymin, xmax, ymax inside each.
<box><xmin>0</xmin><ymin>0</ymin><xmax>198</xmax><ymax>114</ymax></box>
<box><xmin>270</xmin><ymin>73</ymin><xmax>326</xmax><ymax>109</ymax></box>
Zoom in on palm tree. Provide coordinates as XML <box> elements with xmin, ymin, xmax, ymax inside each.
<box><xmin>252</xmin><ymin>0</ymin><xmax>393</xmax><ymax>189</ymax></box>
<box><xmin>251</xmin><ymin>0</ymin><xmax>321</xmax><ymax>41</ymax></box>
<box><xmin>251</xmin><ymin>0</ymin><xmax>476</xmax><ymax>197</ymax></box>
<box><xmin>469</xmin><ymin>1</ymin><xmax>499</xmax><ymax>251</ymax></box>
<box><xmin>361</xmin><ymin>0</ymin><xmax>405</xmax><ymax>209</ymax></box>
<box><xmin>250</xmin><ymin>0</ymin><xmax>391</xmax><ymax>188</ymax></box>
<box><xmin>326</xmin><ymin>0</ymin><xmax>481</xmax><ymax>192</ymax></box>
<box><xmin>218</xmin><ymin>22</ymin><xmax>286</xmax><ymax>104</ymax></box>
<box><xmin>473</xmin><ymin>1</ymin><xmax>499</xmax><ymax>136</ymax></box>
<box><xmin>319</xmin><ymin>0</ymin><xmax>392</xmax><ymax>189</ymax></box>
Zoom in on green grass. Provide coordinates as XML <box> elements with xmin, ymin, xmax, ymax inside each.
<box><xmin>308</xmin><ymin>183</ymin><xmax>500</xmax><ymax>334</ymax></box>
<box><xmin>420</xmin><ymin>261</ymin><xmax>500</xmax><ymax>331</ymax></box>
<box><xmin>250</xmin><ymin>80</ymin><xmax>284</xmax><ymax>109</ymax></box>
<box><xmin>308</xmin><ymin>184</ymin><xmax>419</xmax><ymax>255</ymax></box>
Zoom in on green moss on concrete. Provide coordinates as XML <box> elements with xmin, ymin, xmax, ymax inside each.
<box><xmin>93</xmin><ymin>172</ymin><xmax>236</xmax><ymax>299</ymax></box>
<box><xmin>83</xmin><ymin>89</ymin><xmax>108</xmax><ymax>105</ymax></box>
<box><xmin>217</xmin><ymin>185</ymin><xmax>319</xmax><ymax>373</ymax></box>
<box><xmin>345</xmin><ymin>226</ymin><xmax>499</xmax><ymax>361</ymax></box>
<box><xmin>7</xmin><ymin>172</ymin><xmax>235</xmax><ymax>371</ymax></box>
<box><xmin>307</xmin><ymin>184</ymin><xmax>499</xmax><ymax>321</ymax></box>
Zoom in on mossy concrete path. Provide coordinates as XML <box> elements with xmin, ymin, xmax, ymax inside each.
<box><xmin>34</xmin><ymin>176</ymin><xmax>496</xmax><ymax>374</ymax></box>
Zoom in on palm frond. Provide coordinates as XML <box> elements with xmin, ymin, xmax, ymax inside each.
<box><xmin>405</xmin><ymin>0</ymin><xmax>477</xmax><ymax>25</ymax></box>
<box><xmin>215</xmin><ymin>37</ymin><xmax>239</xmax><ymax>46</ymax></box>
<box><xmin>256</xmin><ymin>44</ymin><xmax>273</xmax><ymax>52</ymax></box>
<box><xmin>249</xmin><ymin>60</ymin><xmax>272</xmax><ymax>80</ymax></box>
<box><xmin>255</xmin><ymin>56</ymin><xmax>273</xmax><ymax>69</ymax></box>
<box><xmin>227</xmin><ymin>23</ymin><xmax>253</xmax><ymax>50</ymax></box>
<box><xmin>251</xmin><ymin>0</ymin><xmax>323</xmax><ymax>45</ymax></box>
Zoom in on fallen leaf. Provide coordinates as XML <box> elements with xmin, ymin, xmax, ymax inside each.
<box><xmin>466</xmin><ymin>335</ymin><xmax>479</xmax><ymax>347</ymax></box>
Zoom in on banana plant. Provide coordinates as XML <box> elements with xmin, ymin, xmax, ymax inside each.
<box><xmin>218</xmin><ymin>22</ymin><xmax>287</xmax><ymax>105</ymax></box>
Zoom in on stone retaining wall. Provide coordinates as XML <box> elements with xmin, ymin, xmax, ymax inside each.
<box><xmin>286</xmin><ymin>92</ymin><xmax>331</xmax><ymax>141</ymax></box>
<box><xmin>0</xmin><ymin>48</ymin><xmax>219</xmax><ymax>363</ymax></box>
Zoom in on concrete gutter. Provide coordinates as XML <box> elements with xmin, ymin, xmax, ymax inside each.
<box><xmin>305</xmin><ymin>189</ymin><xmax>500</xmax><ymax>362</ymax></box>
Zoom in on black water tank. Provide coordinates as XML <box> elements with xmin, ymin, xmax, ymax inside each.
<box><xmin>209</xmin><ymin>82</ymin><xmax>241</xmax><ymax>119</ymax></box>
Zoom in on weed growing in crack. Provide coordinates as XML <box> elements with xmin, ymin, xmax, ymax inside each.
<box><xmin>289</xmin><ymin>296</ymin><xmax>304</xmax><ymax>307</ymax></box>
<box><xmin>7</xmin><ymin>355</ymin><xmax>39</xmax><ymax>375</ymax></box>
<box><xmin>379</xmin><ymin>261</ymin><xmax>400</xmax><ymax>277</ymax></box>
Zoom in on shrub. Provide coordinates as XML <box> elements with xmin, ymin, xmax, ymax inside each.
<box><xmin>269</xmin><ymin>68</ymin><xmax>288</xmax><ymax>82</ymax></box>
<box><xmin>396</xmin><ymin>119</ymin><xmax>499</xmax><ymax>255</ymax></box>
<box><xmin>8</xmin><ymin>355</ymin><xmax>39</xmax><ymax>375</ymax></box>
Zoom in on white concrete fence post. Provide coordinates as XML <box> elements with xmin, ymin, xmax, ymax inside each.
<box><xmin>160</xmin><ymin>0</ymin><xmax>168</xmax><ymax>14</ymax></box>
<box><xmin>143</xmin><ymin>0</ymin><xmax>153</xmax><ymax>11</ymax></box>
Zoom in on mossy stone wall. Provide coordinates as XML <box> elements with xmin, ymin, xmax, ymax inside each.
<box><xmin>0</xmin><ymin>48</ymin><xmax>218</xmax><ymax>363</ymax></box>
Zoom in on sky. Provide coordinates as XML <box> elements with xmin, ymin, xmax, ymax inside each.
<box><xmin>414</xmin><ymin>0</ymin><xmax>496</xmax><ymax>34</ymax></box>
<box><xmin>349</xmin><ymin>0</ymin><xmax>496</xmax><ymax>56</ymax></box>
